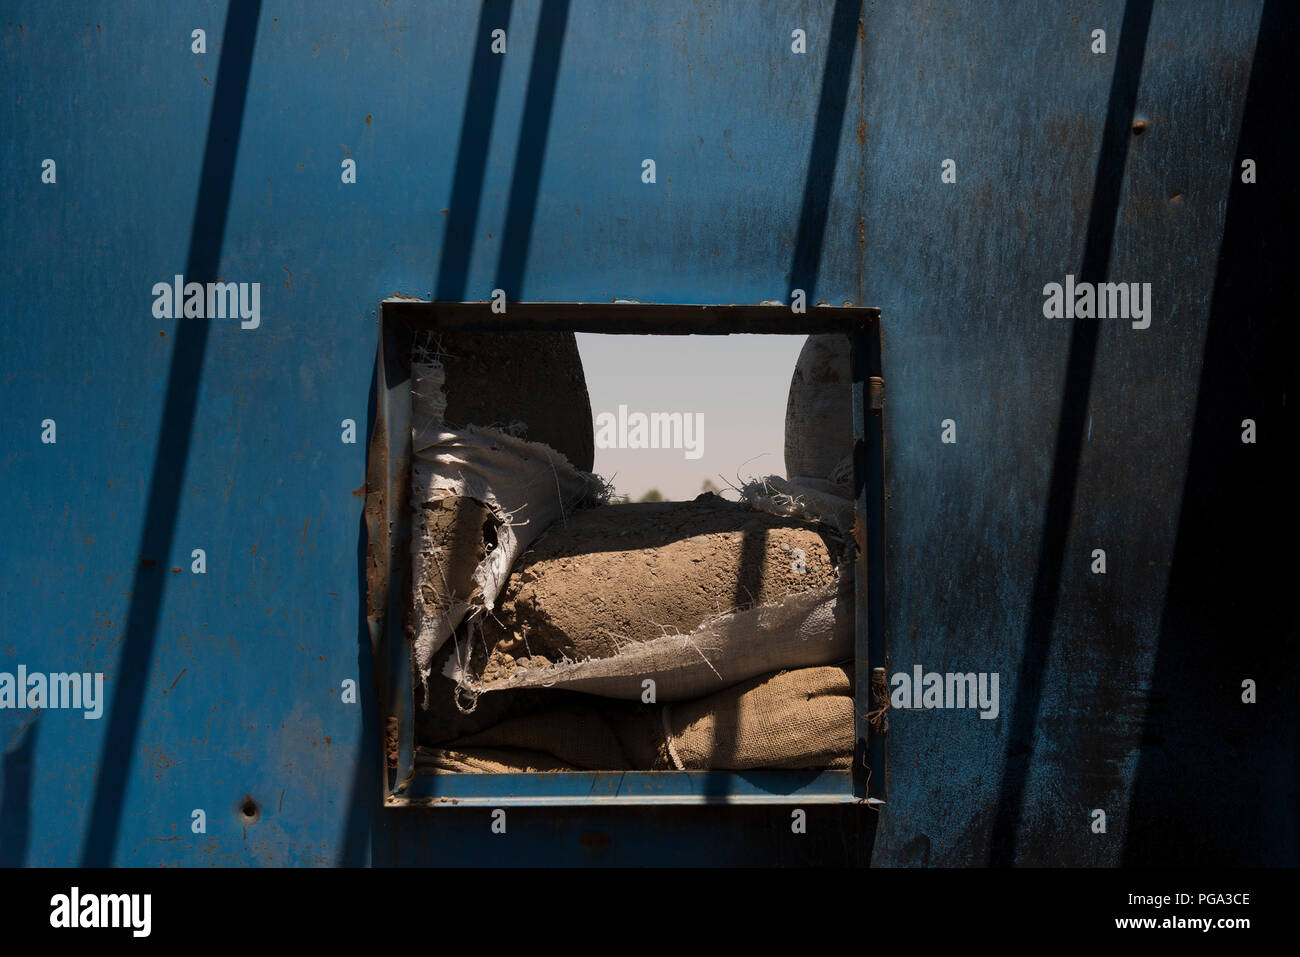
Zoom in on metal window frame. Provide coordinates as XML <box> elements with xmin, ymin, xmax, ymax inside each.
<box><xmin>367</xmin><ymin>300</ymin><xmax>885</xmax><ymax>807</ymax></box>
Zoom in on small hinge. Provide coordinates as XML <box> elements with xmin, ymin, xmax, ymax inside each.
<box><xmin>868</xmin><ymin>376</ymin><xmax>884</xmax><ymax>410</ymax></box>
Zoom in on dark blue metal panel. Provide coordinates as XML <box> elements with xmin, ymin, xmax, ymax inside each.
<box><xmin>862</xmin><ymin>0</ymin><xmax>1296</xmax><ymax>866</ymax></box>
<box><xmin>1</xmin><ymin>0</ymin><xmax>1292</xmax><ymax>866</ymax></box>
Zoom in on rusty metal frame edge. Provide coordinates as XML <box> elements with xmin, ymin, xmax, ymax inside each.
<box><xmin>370</xmin><ymin>300</ymin><xmax>885</xmax><ymax>807</ymax></box>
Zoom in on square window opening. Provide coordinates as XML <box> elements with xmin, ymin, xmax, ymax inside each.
<box><xmin>368</xmin><ymin>302</ymin><xmax>884</xmax><ymax>807</ymax></box>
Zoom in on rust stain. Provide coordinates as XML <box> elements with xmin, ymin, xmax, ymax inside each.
<box><xmin>364</xmin><ymin>403</ymin><xmax>389</xmax><ymax>620</ymax></box>
<box><xmin>352</xmin><ymin>482</ymin><xmax>366</xmax><ymax>497</ymax></box>
<box><xmin>365</xmin><ymin>113</ymin><xmax>372</xmax><ymax>125</ymax></box>
<box><xmin>171</xmin><ymin>566</ymin><xmax>182</xmax><ymax>573</ymax></box>
<box><xmin>165</xmin><ymin>668</ymin><xmax>186</xmax><ymax>694</ymax></box>
<box><xmin>138</xmin><ymin>557</ymin><xmax>157</xmax><ymax>569</ymax></box>
<box><xmin>143</xmin><ymin>746</ymin><xmax>177</xmax><ymax>779</ymax></box>
<box><xmin>855</xmin><ymin>117</ymin><xmax>866</xmax><ymax>146</ymax></box>
<box><xmin>283</xmin><ymin>265</ymin><xmax>293</xmax><ymax>290</ymax></box>
<box><xmin>385</xmin><ymin>716</ymin><xmax>399</xmax><ymax>770</ymax></box>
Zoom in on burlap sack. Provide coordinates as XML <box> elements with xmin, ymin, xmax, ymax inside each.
<box><xmin>447</xmin><ymin>576</ymin><xmax>852</xmax><ymax>701</ymax></box>
<box><xmin>480</xmin><ymin>497</ymin><xmax>839</xmax><ymax>661</ymax></box>
<box><xmin>784</xmin><ymin>334</ymin><xmax>853</xmax><ymax>495</ymax></box>
<box><xmin>449</xmin><ymin>706</ymin><xmax>633</xmax><ymax>770</ymax></box>
<box><xmin>409</xmin><ymin>355</ymin><xmax>606</xmax><ymax>699</ymax></box>
<box><xmin>629</xmin><ymin>665</ymin><xmax>856</xmax><ymax>771</ymax></box>
<box><xmin>442</xmin><ymin>494</ymin><xmax>849</xmax><ymax>702</ymax></box>
<box><xmin>416</xmin><ymin>747</ymin><xmax>576</xmax><ymax>774</ymax></box>
<box><xmin>425</xmin><ymin>666</ymin><xmax>854</xmax><ymax>773</ymax></box>
<box><xmin>743</xmin><ymin>475</ymin><xmax>856</xmax><ymax>537</ymax></box>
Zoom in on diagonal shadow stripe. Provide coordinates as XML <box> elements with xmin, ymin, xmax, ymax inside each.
<box><xmin>436</xmin><ymin>0</ymin><xmax>515</xmax><ymax>303</ymax></box>
<box><xmin>988</xmin><ymin>0</ymin><xmax>1154</xmax><ymax>866</ymax></box>
<box><xmin>788</xmin><ymin>0</ymin><xmax>862</xmax><ymax>302</ymax></box>
<box><xmin>80</xmin><ymin>0</ymin><xmax>263</xmax><ymax>867</ymax></box>
<box><xmin>765</xmin><ymin>0</ymin><xmax>861</xmax><ymax>806</ymax></box>
<box><xmin>338</xmin><ymin>358</ymin><xmax>384</xmax><ymax>866</ymax></box>
<box><xmin>1122</xmin><ymin>0</ymin><xmax>1297</xmax><ymax>865</ymax></box>
<box><xmin>339</xmin><ymin>0</ymin><xmax>522</xmax><ymax>863</ymax></box>
<box><xmin>0</xmin><ymin>719</ymin><xmax>39</xmax><ymax>866</ymax></box>
<box><xmin>495</xmin><ymin>0</ymin><xmax>570</xmax><ymax>299</ymax></box>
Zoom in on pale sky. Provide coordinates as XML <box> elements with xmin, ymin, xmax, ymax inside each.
<box><xmin>575</xmin><ymin>333</ymin><xmax>806</xmax><ymax>501</ymax></box>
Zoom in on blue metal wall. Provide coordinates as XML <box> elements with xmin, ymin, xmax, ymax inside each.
<box><xmin>1</xmin><ymin>0</ymin><xmax>1293</xmax><ymax>866</ymax></box>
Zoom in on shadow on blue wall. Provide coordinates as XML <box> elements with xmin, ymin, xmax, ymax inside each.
<box><xmin>1123</xmin><ymin>0</ymin><xmax>1297</xmax><ymax>866</ymax></box>
<box><xmin>788</xmin><ymin>0</ymin><xmax>861</xmax><ymax>305</ymax></box>
<box><xmin>0</xmin><ymin>719</ymin><xmax>39</xmax><ymax>867</ymax></box>
<box><xmin>989</xmin><ymin>0</ymin><xmax>1155</xmax><ymax>867</ymax></box>
<box><xmin>497</xmin><ymin>0</ymin><xmax>571</xmax><ymax>300</ymax></box>
<box><xmin>80</xmin><ymin>0</ymin><xmax>265</xmax><ymax>867</ymax></box>
<box><xmin>436</xmin><ymin>0</ymin><xmax>516</xmax><ymax>303</ymax></box>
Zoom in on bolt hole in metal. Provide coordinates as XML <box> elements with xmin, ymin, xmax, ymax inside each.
<box><xmin>1169</xmin><ymin>189</ymin><xmax>1184</xmax><ymax>205</ymax></box>
<box><xmin>239</xmin><ymin>796</ymin><xmax>260</xmax><ymax>823</ymax></box>
<box><xmin>1131</xmin><ymin>119</ymin><xmax>1149</xmax><ymax>134</ymax></box>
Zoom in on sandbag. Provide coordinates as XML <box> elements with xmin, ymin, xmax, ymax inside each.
<box><xmin>416</xmin><ymin>747</ymin><xmax>576</xmax><ymax>774</ymax></box>
<box><xmin>450</xmin><ymin>706</ymin><xmax>633</xmax><ymax>770</ymax></box>
<box><xmin>473</xmin><ymin>495</ymin><xmax>839</xmax><ymax>661</ymax></box>
<box><xmin>627</xmin><ymin>665</ymin><xmax>855</xmax><ymax>771</ymax></box>
<box><xmin>449</xmin><ymin>579</ymin><xmax>852</xmax><ymax>701</ymax></box>
<box><xmin>743</xmin><ymin>474</ymin><xmax>856</xmax><ymax>537</ymax></box>
<box><xmin>424</xmin><ymin>665</ymin><xmax>855</xmax><ymax>772</ymax></box>
<box><xmin>415</xmin><ymin>638</ymin><xmax>596</xmax><ymax>746</ymax></box>
<box><xmin>784</xmin><ymin>334</ymin><xmax>853</xmax><ymax>495</ymax></box>
<box><xmin>409</xmin><ymin>356</ymin><xmax>606</xmax><ymax>700</ymax></box>
<box><xmin>429</xmin><ymin>330</ymin><xmax>595</xmax><ymax>472</ymax></box>
<box><xmin>444</xmin><ymin>493</ymin><xmax>853</xmax><ymax>702</ymax></box>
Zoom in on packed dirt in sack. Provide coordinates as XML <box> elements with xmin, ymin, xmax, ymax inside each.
<box><xmin>471</xmin><ymin>495</ymin><xmax>843</xmax><ymax>683</ymax></box>
<box><xmin>448</xmin><ymin>577</ymin><xmax>853</xmax><ymax>702</ymax></box>
<box><xmin>408</xmin><ymin>415</ymin><xmax>606</xmax><ymax>691</ymax></box>
<box><xmin>412</xmin><ymin>495</ymin><xmax>496</xmax><ymax>620</ymax></box>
